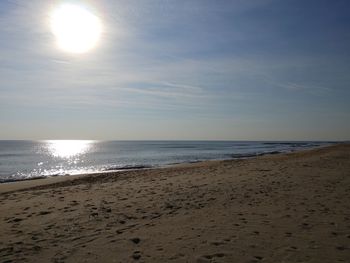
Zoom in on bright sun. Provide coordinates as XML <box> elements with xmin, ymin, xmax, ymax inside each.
<box><xmin>50</xmin><ymin>4</ymin><xmax>102</xmax><ymax>54</ymax></box>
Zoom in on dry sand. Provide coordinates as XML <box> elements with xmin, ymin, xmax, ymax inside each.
<box><xmin>0</xmin><ymin>144</ymin><xmax>349</xmax><ymax>263</ymax></box>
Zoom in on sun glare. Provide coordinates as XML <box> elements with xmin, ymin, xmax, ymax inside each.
<box><xmin>50</xmin><ymin>3</ymin><xmax>102</xmax><ymax>54</ymax></box>
<box><xmin>46</xmin><ymin>140</ymin><xmax>93</xmax><ymax>158</ymax></box>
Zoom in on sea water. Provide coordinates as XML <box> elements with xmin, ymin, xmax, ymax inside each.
<box><xmin>0</xmin><ymin>140</ymin><xmax>334</xmax><ymax>182</ymax></box>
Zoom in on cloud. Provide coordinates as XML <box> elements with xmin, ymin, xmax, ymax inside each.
<box><xmin>275</xmin><ymin>82</ymin><xmax>332</xmax><ymax>93</ymax></box>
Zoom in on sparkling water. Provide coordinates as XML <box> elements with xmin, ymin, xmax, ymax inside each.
<box><xmin>0</xmin><ymin>140</ymin><xmax>334</xmax><ymax>182</ymax></box>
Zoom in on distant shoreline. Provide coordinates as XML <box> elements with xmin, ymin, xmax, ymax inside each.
<box><xmin>0</xmin><ymin>142</ymin><xmax>337</xmax><ymax>185</ymax></box>
<box><xmin>0</xmin><ymin>142</ymin><xmax>343</xmax><ymax>193</ymax></box>
<box><xmin>0</xmin><ymin>140</ymin><xmax>340</xmax><ymax>184</ymax></box>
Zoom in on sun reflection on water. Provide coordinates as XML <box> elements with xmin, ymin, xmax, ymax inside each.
<box><xmin>46</xmin><ymin>140</ymin><xmax>93</xmax><ymax>158</ymax></box>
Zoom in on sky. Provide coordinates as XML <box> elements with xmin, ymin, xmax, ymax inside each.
<box><xmin>0</xmin><ymin>0</ymin><xmax>349</xmax><ymax>140</ymax></box>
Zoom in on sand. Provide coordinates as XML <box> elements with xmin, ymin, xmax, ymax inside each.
<box><xmin>0</xmin><ymin>144</ymin><xmax>349</xmax><ymax>263</ymax></box>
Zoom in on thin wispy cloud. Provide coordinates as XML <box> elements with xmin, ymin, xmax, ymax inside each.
<box><xmin>276</xmin><ymin>82</ymin><xmax>332</xmax><ymax>93</ymax></box>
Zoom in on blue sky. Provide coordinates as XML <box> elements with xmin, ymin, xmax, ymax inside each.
<box><xmin>0</xmin><ymin>0</ymin><xmax>349</xmax><ymax>140</ymax></box>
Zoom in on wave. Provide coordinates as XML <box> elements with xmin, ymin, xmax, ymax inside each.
<box><xmin>159</xmin><ymin>146</ymin><xmax>198</xmax><ymax>149</ymax></box>
<box><xmin>103</xmin><ymin>164</ymin><xmax>153</xmax><ymax>171</ymax></box>
<box><xmin>261</xmin><ymin>142</ymin><xmax>327</xmax><ymax>148</ymax></box>
<box><xmin>229</xmin><ymin>150</ymin><xmax>282</xmax><ymax>159</ymax></box>
<box><xmin>0</xmin><ymin>175</ymin><xmax>47</xmax><ymax>184</ymax></box>
<box><xmin>0</xmin><ymin>153</ymin><xmax>29</xmax><ymax>157</ymax></box>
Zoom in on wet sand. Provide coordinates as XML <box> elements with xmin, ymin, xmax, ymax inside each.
<box><xmin>0</xmin><ymin>144</ymin><xmax>349</xmax><ymax>263</ymax></box>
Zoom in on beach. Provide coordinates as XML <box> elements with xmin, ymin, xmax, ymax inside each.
<box><xmin>0</xmin><ymin>143</ymin><xmax>349</xmax><ymax>262</ymax></box>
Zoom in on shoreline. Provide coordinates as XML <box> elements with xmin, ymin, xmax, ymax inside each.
<box><xmin>0</xmin><ymin>143</ymin><xmax>337</xmax><ymax>193</ymax></box>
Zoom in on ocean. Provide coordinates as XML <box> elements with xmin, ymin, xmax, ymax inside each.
<box><xmin>0</xmin><ymin>140</ymin><xmax>334</xmax><ymax>182</ymax></box>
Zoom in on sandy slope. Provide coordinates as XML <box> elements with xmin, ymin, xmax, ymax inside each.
<box><xmin>0</xmin><ymin>144</ymin><xmax>349</xmax><ymax>263</ymax></box>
